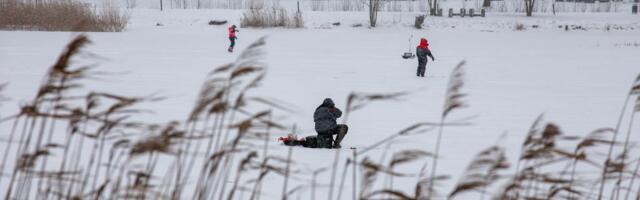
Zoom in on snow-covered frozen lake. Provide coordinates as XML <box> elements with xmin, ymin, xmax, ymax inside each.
<box><xmin>1</xmin><ymin>9</ymin><xmax>640</xmax><ymax>199</ymax></box>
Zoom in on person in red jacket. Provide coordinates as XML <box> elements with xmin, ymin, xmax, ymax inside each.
<box><xmin>228</xmin><ymin>25</ymin><xmax>239</xmax><ymax>52</ymax></box>
<box><xmin>416</xmin><ymin>38</ymin><xmax>435</xmax><ymax>77</ymax></box>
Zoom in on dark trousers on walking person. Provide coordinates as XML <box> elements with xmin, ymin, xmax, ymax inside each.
<box><xmin>417</xmin><ymin>60</ymin><xmax>427</xmax><ymax>77</ymax></box>
<box><xmin>228</xmin><ymin>36</ymin><xmax>236</xmax><ymax>52</ymax></box>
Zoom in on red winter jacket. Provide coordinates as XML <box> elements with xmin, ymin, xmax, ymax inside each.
<box><xmin>416</xmin><ymin>38</ymin><xmax>434</xmax><ymax>62</ymax></box>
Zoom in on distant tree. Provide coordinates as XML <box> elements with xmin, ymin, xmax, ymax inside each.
<box><xmin>483</xmin><ymin>0</ymin><xmax>491</xmax><ymax>8</ymax></box>
<box><xmin>366</xmin><ymin>0</ymin><xmax>381</xmax><ymax>27</ymax></box>
<box><xmin>429</xmin><ymin>0</ymin><xmax>440</xmax><ymax>16</ymax></box>
<box><xmin>525</xmin><ymin>0</ymin><xmax>535</xmax><ymax>16</ymax></box>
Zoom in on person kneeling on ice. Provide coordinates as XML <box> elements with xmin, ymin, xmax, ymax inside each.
<box><xmin>228</xmin><ymin>25</ymin><xmax>239</xmax><ymax>52</ymax></box>
<box><xmin>277</xmin><ymin>98</ymin><xmax>348</xmax><ymax>148</ymax></box>
<box><xmin>416</xmin><ymin>38</ymin><xmax>435</xmax><ymax>77</ymax></box>
<box><xmin>314</xmin><ymin>98</ymin><xmax>348</xmax><ymax>148</ymax></box>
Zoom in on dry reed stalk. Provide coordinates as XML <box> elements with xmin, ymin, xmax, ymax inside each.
<box><xmin>171</xmin><ymin>121</ymin><xmax>198</xmax><ymax>198</ymax></box>
<box><xmin>631</xmin><ymin>158</ymin><xmax>640</xmax><ymax>200</ymax></box>
<box><xmin>249</xmin><ymin>156</ymin><xmax>291</xmax><ymax>200</ymax></box>
<box><xmin>188</xmin><ymin>115</ymin><xmax>221</xmax><ymax>197</ymax></box>
<box><xmin>336</xmin><ymin>158</ymin><xmax>351</xmax><ymax>200</ymax></box>
<box><xmin>616</xmin><ymin>95</ymin><xmax>640</xmax><ymax>199</ymax></box>
<box><xmin>81</xmin><ymin>95</ymin><xmax>148</xmax><ymax>197</ymax></box>
<box><xmin>359</xmin><ymin>157</ymin><xmax>379</xmax><ymax>199</ymax></box>
<box><xmin>36</xmin><ymin>72</ymin><xmax>90</xmax><ymax>198</ymax></box>
<box><xmin>342</xmin><ymin>91</ymin><xmax>407</xmax><ymax>124</ymax></box>
<box><xmin>56</xmin><ymin>108</ymin><xmax>83</xmax><ymax>180</ymax></box>
<box><xmin>417</xmin><ymin>178</ymin><xmax>442</xmax><ymax>197</ymax></box>
<box><xmin>213</xmin><ymin>116</ymin><xmax>276</xmax><ymax>198</ymax></box>
<box><xmin>623</xmin><ymin>97</ymin><xmax>640</xmax><ymax>200</ymax></box>
<box><xmin>7</xmin><ymin>108</ymin><xmax>38</xmax><ymax>199</ymax></box>
<box><xmin>129</xmin><ymin>123</ymin><xmax>180</xmax><ymax>157</ymax></box>
<box><xmin>226</xmin><ymin>151</ymin><xmax>258</xmax><ymax>199</ymax></box>
<box><xmin>599</xmin><ymin>74</ymin><xmax>640</xmax><ymax>200</ymax></box>
<box><xmin>66</xmin><ymin>94</ymin><xmax>98</xmax><ymax>198</ymax></box>
<box><xmin>218</xmin><ymin>110</ymin><xmax>278</xmax><ymax>200</ymax></box>
<box><xmin>219</xmin><ymin>112</ymin><xmax>284</xmax><ymax>198</ymax></box>
<box><xmin>65</xmin><ymin>93</ymin><xmax>155</xmax><ymax>198</ymax></box>
<box><xmin>211</xmin><ymin>76</ymin><xmax>271</xmax><ymax>199</ymax></box>
<box><xmin>311</xmin><ymin>168</ymin><xmax>327</xmax><ymax>200</ymax></box>
<box><xmin>386</xmin><ymin>149</ymin><xmax>434</xmax><ymax>199</ymax></box>
<box><xmin>206</xmin><ymin>101</ymin><xmax>230</xmax><ymax>167</ymax></box>
<box><xmin>188</xmin><ymin>90</ymin><xmax>224</xmax><ymax>177</ymax></box>
<box><xmin>521</xmin><ymin>123</ymin><xmax>585</xmax><ymax>199</ymax></box>
<box><xmin>502</xmin><ymin>114</ymin><xmax>544</xmax><ymax>199</ymax></box>
<box><xmin>358</xmin><ymin>156</ymin><xmax>436</xmax><ymax>200</ymax></box>
<box><xmin>190</xmin><ymin>115</ymin><xmax>216</xmax><ymax>199</ymax></box>
<box><xmin>563</xmin><ymin>128</ymin><xmax>615</xmax><ymax>199</ymax></box>
<box><xmin>379</xmin><ymin>144</ymin><xmax>394</xmax><ymax>200</ymax></box>
<box><xmin>282</xmin><ymin>146</ymin><xmax>293</xmax><ymax>200</ymax></box>
<box><xmin>389</xmin><ymin>150</ymin><xmax>434</xmax><ymax>169</ymax></box>
<box><xmin>245</xmin><ymin>111</ymin><xmax>272</xmax><ymax>200</ymax></box>
<box><xmin>326</xmin><ymin>91</ymin><xmax>414</xmax><ymax>200</ymax></box>
<box><xmin>4</xmin><ymin>35</ymin><xmax>92</xmax><ymax>200</ymax></box>
<box><xmin>523</xmin><ymin>123</ymin><xmax>561</xmax><ymax>198</ymax></box>
<box><xmin>0</xmin><ymin>113</ymin><xmax>21</xmax><ymax>189</ymax></box>
<box><xmin>448</xmin><ymin>146</ymin><xmax>509</xmax><ymax>199</ymax></box>
<box><xmin>429</xmin><ymin>61</ymin><xmax>467</xmax><ymax>199</ymax></box>
<box><xmin>177</xmin><ymin>64</ymin><xmax>229</xmax><ymax>197</ymax></box>
<box><xmin>207</xmin><ymin>111</ymin><xmax>266</xmax><ymax>197</ymax></box>
<box><xmin>359</xmin><ymin>120</ymin><xmax>471</xmax><ymax>155</ymax></box>
<box><xmin>184</xmin><ymin>37</ymin><xmax>267</xmax><ymax>200</ymax></box>
<box><xmin>632</xmin><ymin>75</ymin><xmax>640</xmax><ymax>95</ymax></box>
<box><xmin>105</xmin><ymin>139</ymin><xmax>130</xmax><ymax>183</ymax></box>
<box><xmin>127</xmin><ymin>123</ymin><xmax>181</xmax><ymax>196</ymax></box>
<box><xmin>31</xmin><ymin>36</ymin><xmax>102</xmax><ymax>198</ymax></box>
<box><xmin>328</xmin><ymin>149</ymin><xmax>341</xmax><ymax>200</ymax></box>
<box><xmin>352</xmin><ymin>148</ymin><xmax>357</xmax><ymax>200</ymax></box>
<box><xmin>0</xmin><ymin>83</ymin><xmax>7</xmax><ymax>112</ymax></box>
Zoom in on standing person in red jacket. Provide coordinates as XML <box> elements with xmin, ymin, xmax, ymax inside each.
<box><xmin>228</xmin><ymin>25</ymin><xmax>239</xmax><ymax>52</ymax></box>
<box><xmin>416</xmin><ymin>38</ymin><xmax>435</xmax><ymax>77</ymax></box>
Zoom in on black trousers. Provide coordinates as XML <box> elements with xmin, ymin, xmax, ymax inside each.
<box><xmin>318</xmin><ymin>124</ymin><xmax>348</xmax><ymax>136</ymax></box>
<box><xmin>229</xmin><ymin>36</ymin><xmax>236</xmax><ymax>48</ymax></box>
<box><xmin>317</xmin><ymin>124</ymin><xmax>348</xmax><ymax>148</ymax></box>
<box><xmin>417</xmin><ymin>60</ymin><xmax>427</xmax><ymax>76</ymax></box>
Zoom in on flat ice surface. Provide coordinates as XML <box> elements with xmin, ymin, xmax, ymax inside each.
<box><xmin>1</xmin><ymin>9</ymin><xmax>640</xmax><ymax>199</ymax></box>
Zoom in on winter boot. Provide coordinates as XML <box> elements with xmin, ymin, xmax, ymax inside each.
<box><xmin>333</xmin><ymin>125</ymin><xmax>348</xmax><ymax>148</ymax></box>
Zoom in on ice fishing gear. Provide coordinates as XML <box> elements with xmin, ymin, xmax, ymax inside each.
<box><xmin>402</xmin><ymin>35</ymin><xmax>416</xmax><ymax>59</ymax></box>
<box><xmin>278</xmin><ymin>134</ymin><xmax>334</xmax><ymax>149</ymax></box>
<box><xmin>278</xmin><ymin>134</ymin><xmax>307</xmax><ymax>146</ymax></box>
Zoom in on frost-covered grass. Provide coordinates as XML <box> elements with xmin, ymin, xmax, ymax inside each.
<box><xmin>0</xmin><ymin>0</ymin><xmax>129</xmax><ymax>32</ymax></box>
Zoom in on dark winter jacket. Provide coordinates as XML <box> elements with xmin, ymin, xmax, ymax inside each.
<box><xmin>416</xmin><ymin>38</ymin><xmax>434</xmax><ymax>65</ymax></box>
<box><xmin>314</xmin><ymin>98</ymin><xmax>342</xmax><ymax>134</ymax></box>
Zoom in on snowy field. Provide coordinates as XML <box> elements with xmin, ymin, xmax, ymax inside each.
<box><xmin>1</xmin><ymin>8</ymin><xmax>640</xmax><ymax>200</ymax></box>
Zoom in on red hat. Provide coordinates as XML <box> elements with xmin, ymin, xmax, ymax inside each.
<box><xmin>418</xmin><ymin>38</ymin><xmax>429</xmax><ymax>48</ymax></box>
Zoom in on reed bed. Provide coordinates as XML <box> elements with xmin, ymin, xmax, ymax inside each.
<box><xmin>0</xmin><ymin>0</ymin><xmax>129</xmax><ymax>32</ymax></box>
